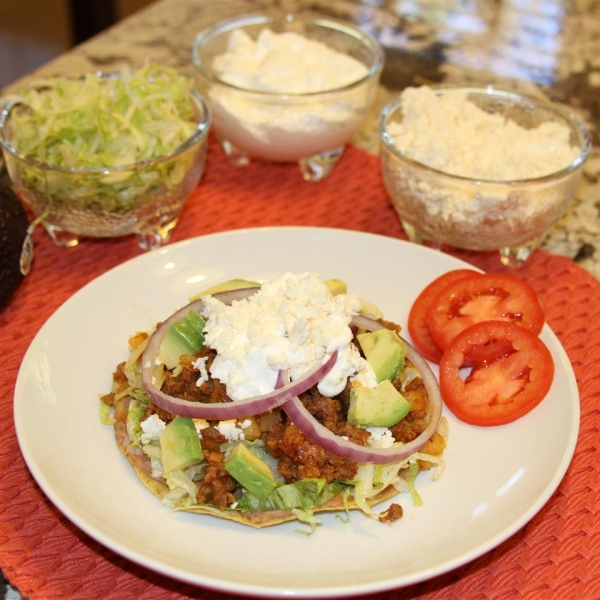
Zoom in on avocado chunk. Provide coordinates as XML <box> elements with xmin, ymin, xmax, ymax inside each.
<box><xmin>324</xmin><ymin>278</ymin><xmax>347</xmax><ymax>296</ymax></box>
<box><xmin>225</xmin><ymin>443</ymin><xmax>277</xmax><ymax>501</ymax></box>
<box><xmin>357</xmin><ymin>328</ymin><xmax>408</xmax><ymax>383</ymax></box>
<box><xmin>189</xmin><ymin>278</ymin><xmax>261</xmax><ymax>300</ymax></box>
<box><xmin>357</xmin><ymin>297</ymin><xmax>383</xmax><ymax>319</ymax></box>
<box><xmin>158</xmin><ymin>309</ymin><xmax>206</xmax><ymax>370</ymax></box>
<box><xmin>348</xmin><ymin>380</ymin><xmax>412</xmax><ymax>427</ymax></box>
<box><xmin>160</xmin><ymin>417</ymin><xmax>204</xmax><ymax>474</ymax></box>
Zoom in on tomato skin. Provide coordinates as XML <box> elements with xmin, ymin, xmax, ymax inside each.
<box><xmin>408</xmin><ymin>269</ymin><xmax>481</xmax><ymax>363</ymax></box>
<box><xmin>439</xmin><ymin>321</ymin><xmax>554</xmax><ymax>426</ymax></box>
<box><xmin>427</xmin><ymin>273</ymin><xmax>545</xmax><ymax>354</ymax></box>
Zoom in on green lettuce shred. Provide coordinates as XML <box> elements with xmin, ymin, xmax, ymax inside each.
<box><xmin>165</xmin><ymin>469</ymin><xmax>199</xmax><ymax>502</ymax></box>
<box><xmin>407</xmin><ymin>460</ymin><xmax>424</xmax><ymax>507</ymax></box>
<box><xmin>125</xmin><ymin>398</ymin><xmax>148</xmax><ymax>444</ymax></box>
<box><xmin>291</xmin><ymin>508</ymin><xmax>321</xmax><ymax>536</ymax></box>
<box><xmin>10</xmin><ymin>63</ymin><xmax>196</xmax><ymax>168</ymax></box>
<box><xmin>99</xmin><ymin>399</ymin><xmax>116</xmax><ymax>425</ymax></box>
<box><xmin>235</xmin><ymin>479</ymin><xmax>349</xmax><ymax>512</ymax></box>
<box><xmin>4</xmin><ymin>63</ymin><xmax>200</xmax><ymax>213</ymax></box>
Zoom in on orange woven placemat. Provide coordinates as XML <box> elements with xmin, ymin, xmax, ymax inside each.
<box><xmin>1</xmin><ymin>136</ymin><xmax>599</xmax><ymax>600</ymax></box>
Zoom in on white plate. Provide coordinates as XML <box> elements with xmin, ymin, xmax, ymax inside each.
<box><xmin>15</xmin><ymin>227</ymin><xmax>579</xmax><ymax>598</ymax></box>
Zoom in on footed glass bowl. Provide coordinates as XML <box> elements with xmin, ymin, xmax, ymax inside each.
<box><xmin>379</xmin><ymin>87</ymin><xmax>591</xmax><ymax>267</ymax></box>
<box><xmin>192</xmin><ymin>14</ymin><xmax>383</xmax><ymax>182</ymax></box>
<box><xmin>0</xmin><ymin>90</ymin><xmax>211</xmax><ymax>250</ymax></box>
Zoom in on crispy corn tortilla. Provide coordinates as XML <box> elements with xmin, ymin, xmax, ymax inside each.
<box><xmin>114</xmin><ymin>415</ymin><xmax>399</xmax><ymax>529</ymax></box>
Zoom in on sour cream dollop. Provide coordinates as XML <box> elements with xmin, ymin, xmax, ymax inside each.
<box><xmin>201</xmin><ymin>272</ymin><xmax>377</xmax><ymax>400</ymax></box>
<box><xmin>212</xmin><ymin>28</ymin><xmax>369</xmax><ymax>94</ymax></box>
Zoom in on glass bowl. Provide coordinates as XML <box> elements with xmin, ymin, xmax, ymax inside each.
<box><xmin>192</xmin><ymin>13</ymin><xmax>384</xmax><ymax>181</ymax></box>
<box><xmin>379</xmin><ymin>87</ymin><xmax>591</xmax><ymax>266</ymax></box>
<box><xmin>0</xmin><ymin>86</ymin><xmax>211</xmax><ymax>251</ymax></box>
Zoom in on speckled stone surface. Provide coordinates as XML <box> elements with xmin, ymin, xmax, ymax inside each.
<box><xmin>5</xmin><ymin>0</ymin><xmax>599</xmax><ymax>279</ymax></box>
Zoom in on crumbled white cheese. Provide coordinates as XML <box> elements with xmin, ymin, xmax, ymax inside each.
<box><xmin>193</xmin><ymin>356</ymin><xmax>209</xmax><ymax>387</ymax></box>
<box><xmin>388</xmin><ymin>86</ymin><xmax>579</xmax><ymax>180</ymax></box>
<box><xmin>217</xmin><ymin>419</ymin><xmax>246</xmax><ymax>441</ymax></box>
<box><xmin>366</xmin><ymin>427</ymin><xmax>395</xmax><ymax>448</ymax></box>
<box><xmin>140</xmin><ymin>414</ymin><xmax>166</xmax><ymax>444</ymax></box>
<box><xmin>384</xmin><ymin>85</ymin><xmax>583</xmax><ymax>251</ymax></box>
<box><xmin>201</xmin><ymin>271</ymin><xmax>376</xmax><ymax>401</ymax></box>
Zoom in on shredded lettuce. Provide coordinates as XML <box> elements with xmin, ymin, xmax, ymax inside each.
<box><xmin>99</xmin><ymin>399</ymin><xmax>116</xmax><ymax>425</ymax></box>
<box><xmin>162</xmin><ymin>486</ymin><xmax>192</xmax><ymax>509</ymax></box>
<box><xmin>125</xmin><ymin>398</ymin><xmax>147</xmax><ymax>444</ymax></box>
<box><xmin>407</xmin><ymin>460</ymin><xmax>423</xmax><ymax>507</ymax></box>
<box><xmin>235</xmin><ymin>478</ymin><xmax>349</xmax><ymax>512</ymax></box>
<box><xmin>292</xmin><ymin>509</ymin><xmax>321</xmax><ymax>536</ymax></box>
<box><xmin>352</xmin><ymin>451</ymin><xmax>446</xmax><ymax>517</ymax></box>
<box><xmin>4</xmin><ymin>63</ymin><xmax>200</xmax><ymax>213</ymax></box>
<box><xmin>164</xmin><ymin>469</ymin><xmax>199</xmax><ymax>503</ymax></box>
<box><xmin>11</xmin><ymin>63</ymin><xmax>196</xmax><ymax>167</ymax></box>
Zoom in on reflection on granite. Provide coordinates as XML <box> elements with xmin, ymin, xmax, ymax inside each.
<box><xmin>5</xmin><ymin>0</ymin><xmax>599</xmax><ymax>279</ymax></box>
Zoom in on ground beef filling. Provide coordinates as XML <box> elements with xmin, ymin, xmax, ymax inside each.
<box><xmin>197</xmin><ymin>427</ymin><xmax>238</xmax><ymax>509</ymax></box>
<box><xmin>379</xmin><ymin>503</ymin><xmax>403</xmax><ymax>523</ymax></box>
<box><xmin>161</xmin><ymin>348</ymin><xmax>230</xmax><ymax>404</ymax></box>
<box><xmin>264</xmin><ymin>421</ymin><xmax>359</xmax><ymax>483</ymax></box>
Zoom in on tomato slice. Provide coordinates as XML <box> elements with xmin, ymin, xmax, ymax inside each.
<box><xmin>439</xmin><ymin>320</ymin><xmax>554</xmax><ymax>426</ymax></box>
<box><xmin>427</xmin><ymin>273</ymin><xmax>545</xmax><ymax>354</ymax></box>
<box><xmin>408</xmin><ymin>269</ymin><xmax>480</xmax><ymax>363</ymax></box>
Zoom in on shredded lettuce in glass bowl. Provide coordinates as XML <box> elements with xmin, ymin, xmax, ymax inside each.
<box><xmin>0</xmin><ymin>63</ymin><xmax>212</xmax><ymax>250</ymax></box>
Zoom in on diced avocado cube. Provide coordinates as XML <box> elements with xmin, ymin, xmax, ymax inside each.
<box><xmin>189</xmin><ymin>278</ymin><xmax>260</xmax><ymax>301</ymax></box>
<box><xmin>357</xmin><ymin>296</ymin><xmax>383</xmax><ymax>319</ymax></box>
<box><xmin>357</xmin><ymin>328</ymin><xmax>408</xmax><ymax>383</ymax></box>
<box><xmin>324</xmin><ymin>278</ymin><xmax>348</xmax><ymax>296</ymax></box>
<box><xmin>160</xmin><ymin>417</ymin><xmax>204</xmax><ymax>474</ymax></box>
<box><xmin>348</xmin><ymin>380</ymin><xmax>412</xmax><ymax>428</ymax></box>
<box><xmin>225</xmin><ymin>443</ymin><xmax>277</xmax><ymax>502</ymax></box>
<box><xmin>158</xmin><ymin>309</ymin><xmax>206</xmax><ymax>370</ymax></box>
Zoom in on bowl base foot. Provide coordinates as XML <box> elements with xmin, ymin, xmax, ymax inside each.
<box><xmin>400</xmin><ymin>220</ymin><xmax>443</xmax><ymax>250</ymax></box>
<box><xmin>135</xmin><ymin>218</ymin><xmax>179</xmax><ymax>251</ymax></box>
<box><xmin>401</xmin><ymin>219</ymin><xmax>541</xmax><ymax>267</ymax></box>
<box><xmin>45</xmin><ymin>224</ymin><xmax>80</xmax><ymax>248</ymax></box>
<box><xmin>219</xmin><ymin>138</ymin><xmax>250</xmax><ymax>167</ymax></box>
<box><xmin>41</xmin><ymin>217</ymin><xmax>180</xmax><ymax>251</ymax></box>
<box><xmin>218</xmin><ymin>137</ymin><xmax>345</xmax><ymax>181</ymax></box>
<box><xmin>299</xmin><ymin>147</ymin><xmax>344</xmax><ymax>182</ymax></box>
<box><xmin>499</xmin><ymin>240</ymin><xmax>540</xmax><ymax>267</ymax></box>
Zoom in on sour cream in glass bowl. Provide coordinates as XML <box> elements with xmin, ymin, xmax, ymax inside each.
<box><xmin>192</xmin><ymin>14</ymin><xmax>384</xmax><ymax>181</ymax></box>
<box><xmin>379</xmin><ymin>86</ymin><xmax>591</xmax><ymax>267</ymax></box>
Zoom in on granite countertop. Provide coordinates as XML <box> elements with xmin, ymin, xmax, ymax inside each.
<box><xmin>5</xmin><ymin>0</ymin><xmax>599</xmax><ymax>279</ymax></box>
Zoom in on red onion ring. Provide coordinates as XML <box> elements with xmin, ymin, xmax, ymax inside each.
<box><xmin>143</xmin><ymin>350</ymin><xmax>338</xmax><ymax>420</ymax></box>
<box><xmin>141</xmin><ymin>287</ymin><xmax>339</xmax><ymax>419</ymax></box>
<box><xmin>209</xmin><ymin>286</ymin><xmax>260</xmax><ymax>304</ymax></box>
<box><xmin>351</xmin><ymin>314</ymin><xmax>386</xmax><ymax>332</ymax></box>
<box><xmin>284</xmin><ymin>320</ymin><xmax>443</xmax><ymax>465</ymax></box>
